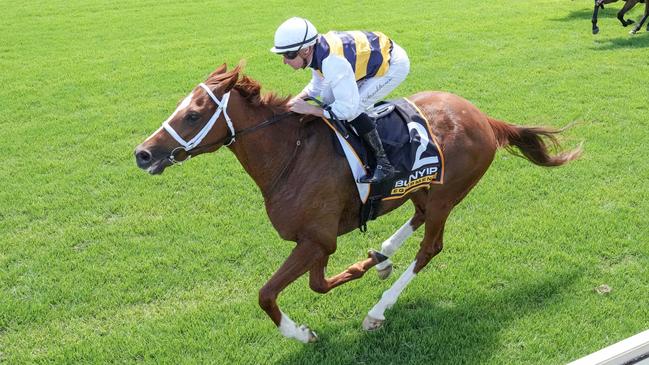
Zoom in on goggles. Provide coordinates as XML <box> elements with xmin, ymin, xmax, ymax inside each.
<box><xmin>282</xmin><ymin>50</ymin><xmax>300</xmax><ymax>60</ymax></box>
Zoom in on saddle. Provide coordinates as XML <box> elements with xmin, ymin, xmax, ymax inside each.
<box><xmin>322</xmin><ymin>98</ymin><xmax>445</xmax><ymax>230</ymax></box>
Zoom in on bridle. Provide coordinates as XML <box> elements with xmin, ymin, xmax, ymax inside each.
<box><xmin>160</xmin><ymin>82</ymin><xmax>295</xmax><ymax>165</ymax></box>
<box><xmin>162</xmin><ymin>83</ymin><xmax>234</xmax><ymax>164</ymax></box>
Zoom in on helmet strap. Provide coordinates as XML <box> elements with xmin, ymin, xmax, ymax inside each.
<box><xmin>300</xmin><ymin>46</ymin><xmax>314</xmax><ymax>69</ymax></box>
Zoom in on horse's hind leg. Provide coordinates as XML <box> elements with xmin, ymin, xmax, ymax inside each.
<box><xmin>619</xmin><ymin>0</ymin><xmax>639</xmax><ymax>26</ymax></box>
<box><xmin>372</xmin><ymin>219</ymin><xmax>419</xmax><ymax>280</ymax></box>
<box><xmin>307</xmin><ymin>191</ymin><xmax>427</xmax><ymax>293</ymax></box>
<box><xmin>363</xmin><ymin>200</ymin><xmax>451</xmax><ymax>331</ymax></box>
<box><xmin>630</xmin><ymin>3</ymin><xmax>649</xmax><ymax>34</ymax></box>
<box><xmin>372</xmin><ymin>191</ymin><xmax>427</xmax><ymax>280</ymax></box>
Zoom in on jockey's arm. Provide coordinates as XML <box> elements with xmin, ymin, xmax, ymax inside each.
<box><xmin>288</xmin><ymin>56</ymin><xmax>359</xmax><ymax>119</ymax></box>
<box><xmin>320</xmin><ymin>55</ymin><xmax>359</xmax><ymax>120</ymax></box>
<box><xmin>299</xmin><ymin>69</ymin><xmax>325</xmax><ymax>99</ymax></box>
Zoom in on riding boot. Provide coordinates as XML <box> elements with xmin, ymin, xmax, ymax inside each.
<box><xmin>358</xmin><ymin>128</ymin><xmax>396</xmax><ymax>184</ymax></box>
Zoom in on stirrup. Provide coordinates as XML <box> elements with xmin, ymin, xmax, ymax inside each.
<box><xmin>359</xmin><ymin>164</ymin><xmax>395</xmax><ymax>184</ymax></box>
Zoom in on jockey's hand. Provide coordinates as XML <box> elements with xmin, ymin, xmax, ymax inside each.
<box><xmin>289</xmin><ymin>98</ymin><xmax>324</xmax><ymax>117</ymax></box>
<box><xmin>287</xmin><ymin>95</ymin><xmax>304</xmax><ymax>107</ymax></box>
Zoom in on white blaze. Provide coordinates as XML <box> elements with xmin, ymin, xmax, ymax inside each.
<box><xmin>144</xmin><ymin>92</ymin><xmax>194</xmax><ymax>143</ymax></box>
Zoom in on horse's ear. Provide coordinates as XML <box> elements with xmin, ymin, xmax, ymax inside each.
<box><xmin>209</xmin><ymin>63</ymin><xmax>228</xmax><ymax>79</ymax></box>
<box><xmin>217</xmin><ymin>63</ymin><xmax>242</xmax><ymax>93</ymax></box>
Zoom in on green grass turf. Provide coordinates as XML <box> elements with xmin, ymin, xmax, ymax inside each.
<box><xmin>1</xmin><ymin>0</ymin><xmax>649</xmax><ymax>363</ymax></box>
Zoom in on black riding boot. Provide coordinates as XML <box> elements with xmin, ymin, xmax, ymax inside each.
<box><xmin>358</xmin><ymin>128</ymin><xmax>396</xmax><ymax>184</ymax></box>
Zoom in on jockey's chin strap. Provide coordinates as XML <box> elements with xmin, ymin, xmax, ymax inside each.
<box><xmin>163</xmin><ymin>83</ymin><xmax>235</xmax><ymax>164</ymax></box>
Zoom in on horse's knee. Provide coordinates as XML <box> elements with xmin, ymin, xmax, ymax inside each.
<box><xmin>258</xmin><ymin>285</ymin><xmax>278</xmax><ymax>311</ymax></box>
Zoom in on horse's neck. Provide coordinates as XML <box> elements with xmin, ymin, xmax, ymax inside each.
<box><xmin>228</xmin><ymin>101</ymin><xmax>303</xmax><ymax>198</ymax></box>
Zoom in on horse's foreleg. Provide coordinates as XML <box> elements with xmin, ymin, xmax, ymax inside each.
<box><xmin>594</xmin><ymin>0</ymin><xmax>619</xmax><ymax>33</ymax></box>
<box><xmin>593</xmin><ymin>1</ymin><xmax>602</xmax><ymax>34</ymax></box>
<box><xmin>308</xmin><ymin>254</ymin><xmax>377</xmax><ymax>293</ymax></box>
<box><xmin>259</xmin><ymin>242</ymin><xmax>324</xmax><ymax>343</ymax></box>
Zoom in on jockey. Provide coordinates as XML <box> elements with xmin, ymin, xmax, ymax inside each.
<box><xmin>270</xmin><ymin>17</ymin><xmax>410</xmax><ymax>184</ymax></box>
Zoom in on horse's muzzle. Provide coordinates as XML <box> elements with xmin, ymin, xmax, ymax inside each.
<box><xmin>134</xmin><ymin>147</ymin><xmax>169</xmax><ymax>174</ymax></box>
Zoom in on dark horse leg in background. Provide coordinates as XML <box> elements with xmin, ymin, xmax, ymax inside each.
<box><xmin>618</xmin><ymin>0</ymin><xmax>642</xmax><ymax>26</ymax></box>
<box><xmin>630</xmin><ymin>1</ymin><xmax>649</xmax><ymax>34</ymax></box>
<box><xmin>593</xmin><ymin>0</ymin><xmax>640</xmax><ymax>34</ymax></box>
<box><xmin>593</xmin><ymin>0</ymin><xmax>613</xmax><ymax>35</ymax></box>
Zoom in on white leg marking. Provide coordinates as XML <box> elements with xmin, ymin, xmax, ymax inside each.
<box><xmin>278</xmin><ymin>311</ymin><xmax>318</xmax><ymax>343</ymax></box>
<box><xmin>376</xmin><ymin>219</ymin><xmax>415</xmax><ymax>271</ymax></box>
<box><xmin>366</xmin><ymin>261</ymin><xmax>417</xmax><ymax>324</ymax></box>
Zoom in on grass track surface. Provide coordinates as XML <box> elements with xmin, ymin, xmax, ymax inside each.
<box><xmin>1</xmin><ymin>1</ymin><xmax>648</xmax><ymax>364</ymax></box>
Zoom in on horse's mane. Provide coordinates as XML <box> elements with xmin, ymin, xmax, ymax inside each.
<box><xmin>206</xmin><ymin>64</ymin><xmax>290</xmax><ymax>114</ymax></box>
<box><xmin>234</xmin><ymin>76</ymin><xmax>291</xmax><ymax>113</ymax></box>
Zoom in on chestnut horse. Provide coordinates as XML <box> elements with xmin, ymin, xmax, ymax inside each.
<box><xmin>134</xmin><ymin>64</ymin><xmax>581</xmax><ymax>343</ymax></box>
<box><xmin>592</xmin><ymin>0</ymin><xmax>649</xmax><ymax>34</ymax></box>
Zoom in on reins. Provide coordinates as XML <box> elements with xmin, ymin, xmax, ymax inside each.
<box><xmin>184</xmin><ymin>110</ymin><xmax>296</xmax><ymax>157</ymax></box>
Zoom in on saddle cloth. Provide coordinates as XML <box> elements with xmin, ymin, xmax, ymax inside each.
<box><xmin>321</xmin><ymin>97</ymin><xmax>444</xmax><ymax>203</ymax></box>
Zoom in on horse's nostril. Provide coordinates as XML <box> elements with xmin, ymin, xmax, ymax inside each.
<box><xmin>135</xmin><ymin>149</ymin><xmax>152</xmax><ymax>166</ymax></box>
<box><xmin>138</xmin><ymin>151</ymin><xmax>151</xmax><ymax>162</ymax></box>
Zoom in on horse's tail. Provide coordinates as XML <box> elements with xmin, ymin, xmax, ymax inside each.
<box><xmin>486</xmin><ymin>117</ymin><xmax>582</xmax><ymax>167</ymax></box>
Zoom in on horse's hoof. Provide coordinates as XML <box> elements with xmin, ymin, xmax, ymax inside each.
<box><xmin>299</xmin><ymin>325</ymin><xmax>319</xmax><ymax>343</ymax></box>
<box><xmin>369</xmin><ymin>250</ymin><xmax>392</xmax><ymax>280</ymax></box>
<box><xmin>376</xmin><ymin>262</ymin><xmax>393</xmax><ymax>280</ymax></box>
<box><xmin>307</xmin><ymin>330</ymin><xmax>318</xmax><ymax>343</ymax></box>
<box><xmin>593</xmin><ymin>27</ymin><xmax>600</xmax><ymax>35</ymax></box>
<box><xmin>362</xmin><ymin>315</ymin><xmax>385</xmax><ymax>331</ymax></box>
<box><xmin>624</xmin><ymin>20</ymin><xmax>635</xmax><ymax>27</ymax></box>
<box><xmin>368</xmin><ymin>249</ymin><xmax>388</xmax><ymax>264</ymax></box>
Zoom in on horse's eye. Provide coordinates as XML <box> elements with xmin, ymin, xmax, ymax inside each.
<box><xmin>186</xmin><ymin>112</ymin><xmax>201</xmax><ymax>123</ymax></box>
